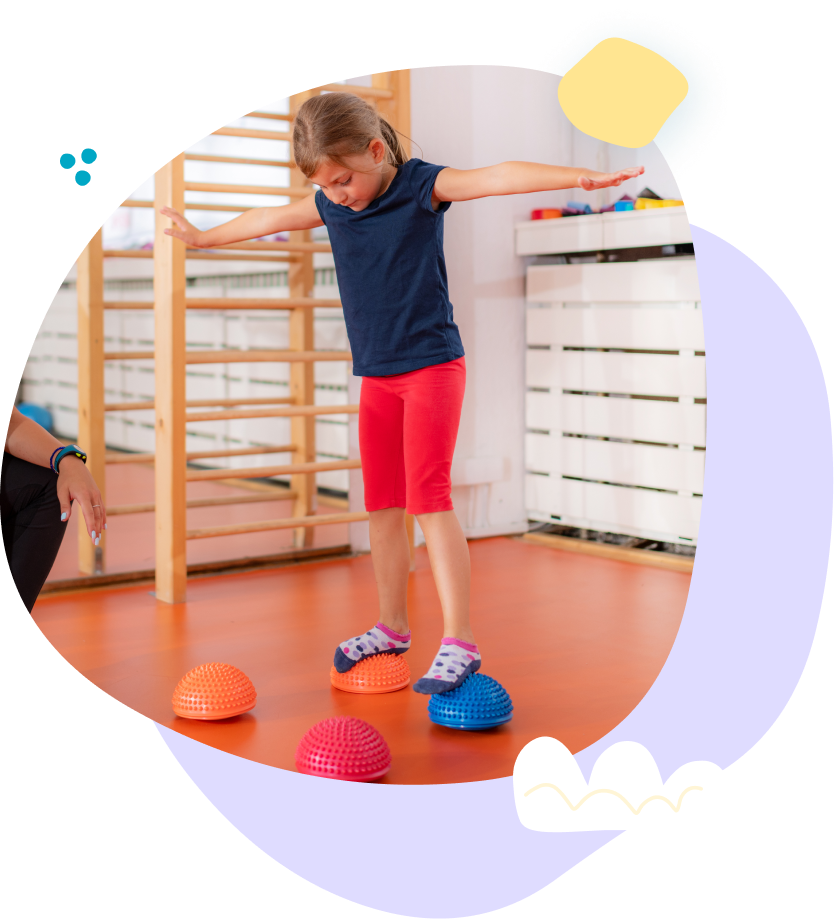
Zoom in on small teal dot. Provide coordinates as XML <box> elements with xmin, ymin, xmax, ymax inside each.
<box><xmin>60</xmin><ymin>153</ymin><xmax>75</xmax><ymax>169</ymax></box>
<box><xmin>75</xmin><ymin>171</ymin><xmax>91</xmax><ymax>186</ymax></box>
<box><xmin>81</xmin><ymin>148</ymin><xmax>97</xmax><ymax>165</ymax></box>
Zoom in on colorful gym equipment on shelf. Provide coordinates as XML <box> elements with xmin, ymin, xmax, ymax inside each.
<box><xmin>330</xmin><ymin>653</ymin><xmax>411</xmax><ymax>693</ymax></box>
<box><xmin>635</xmin><ymin>197</ymin><xmax>685</xmax><ymax>209</ymax></box>
<box><xmin>172</xmin><ymin>662</ymin><xmax>257</xmax><ymax>720</ymax></box>
<box><xmin>295</xmin><ymin>716</ymin><xmax>392</xmax><ymax>782</ymax></box>
<box><xmin>427</xmin><ymin>673</ymin><xmax>513</xmax><ymax>731</ymax></box>
<box><xmin>531</xmin><ymin>208</ymin><xmax>563</xmax><ymax>220</ymax></box>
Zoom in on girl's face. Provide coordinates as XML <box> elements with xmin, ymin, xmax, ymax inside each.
<box><xmin>310</xmin><ymin>139</ymin><xmax>394</xmax><ymax>212</ymax></box>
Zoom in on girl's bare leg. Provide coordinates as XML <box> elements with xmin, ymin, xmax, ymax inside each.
<box><xmin>417</xmin><ymin>510</ymin><xmax>474</xmax><ymax>644</ymax></box>
<box><xmin>368</xmin><ymin>507</ymin><xmax>410</xmax><ymax>635</ymax></box>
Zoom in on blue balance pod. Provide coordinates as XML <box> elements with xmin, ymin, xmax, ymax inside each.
<box><xmin>427</xmin><ymin>673</ymin><xmax>513</xmax><ymax>731</ymax></box>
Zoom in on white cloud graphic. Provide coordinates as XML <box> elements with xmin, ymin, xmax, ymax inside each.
<box><xmin>514</xmin><ymin>737</ymin><xmax>722</xmax><ymax>832</ymax></box>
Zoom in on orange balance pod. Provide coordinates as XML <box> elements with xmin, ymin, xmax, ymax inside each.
<box><xmin>172</xmin><ymin>662</ymin><xmax>257</xmax><ymax>720</ymax></box>
<box><xmin>330</xmin><ymin>653</ymin><xmax>411</xmax><ymax>693</ymax></box>
<box><xmin>295</xmin><ymin>716</ymin><xmax>391</xmax><ymax>782</ymax></box>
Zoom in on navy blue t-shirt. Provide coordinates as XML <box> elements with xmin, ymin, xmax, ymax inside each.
<box><xmin>315</xmin><ymin>158</ymin><xmax>465</xmax><ymax>377</ymax></box>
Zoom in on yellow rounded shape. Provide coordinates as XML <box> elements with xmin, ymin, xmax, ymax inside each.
<box><xmin>558</xmin><ymin>38</ymin><xmax>688</xmax><ymax>148</ymax></box>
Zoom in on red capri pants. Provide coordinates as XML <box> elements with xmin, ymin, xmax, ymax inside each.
<box><xmin>359</xmin><ymin>357</ymin><xmax>465</xmax><ymax>515</ymax></box>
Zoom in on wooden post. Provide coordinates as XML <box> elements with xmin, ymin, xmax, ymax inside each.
<box><xmin>76</xmin><ymin>230</ymin><xmax>106</xmax><ymax>574</ymax></box>
<box><xmin>289</xmin><ymin>91</ymin><xmax>318</xmax><ymax>547</ymax></box>
<box><xmin>373</xmin><ymin>70</ymin><xmax>412</xmax><ymax>157</ymax></box>
<box><xmin>154</xmin><ymin>155</ymin><xmax>187</xmax><ymax>602</ymax></box>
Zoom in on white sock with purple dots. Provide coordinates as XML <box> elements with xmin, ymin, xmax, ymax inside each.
<box><xmin>413</xmin><ymin>637</ymin><xmax>481</xmax><ymax>694</ymax></box>
<box><xmin>333</xmin><ymin>622</ymin><xmax>411</xmax><ymax>673</ymax></box>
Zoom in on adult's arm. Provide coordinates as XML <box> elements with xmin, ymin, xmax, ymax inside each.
<box><xmin>5</xmin><ymin>407</ymin><xmax>105</xmax><ymax>543</ymax></box>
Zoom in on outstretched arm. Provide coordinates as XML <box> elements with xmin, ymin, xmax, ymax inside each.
<box><xmin>433</xmin><ymin>162</ymin><xmax>645</xmax><ymax>205</ymax></box>
<box><xmin>160</xmin><ymin>192</ymin><xmax>324</xmax><ymax>248</ymax></box>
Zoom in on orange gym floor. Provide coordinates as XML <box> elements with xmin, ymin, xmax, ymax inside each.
<box><xmin>33</xmin><ymin>537</ymin><xmax>690</xmax><ymax>785</ymax></box>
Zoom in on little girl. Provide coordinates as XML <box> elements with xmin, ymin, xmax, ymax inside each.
<box><xmin>162</xmin><ymin>91</ymin><xmax>642</xmax><ymax>694</ymax></box>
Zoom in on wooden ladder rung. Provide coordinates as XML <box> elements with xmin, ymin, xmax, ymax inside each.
<box><xmin>186</xmin><ymin>458</ymin><xmax>361</xmax><ymax>482</ymax></box>
<box><xmin>211</xmin><ymin>240</ymin><xmax>330</xmax><ymax>254</ymax></box>
<box><xmin>212</xmin><ymin>126</ymin><xmax>291</xmax><ymax>142</ymax></box>
<box><xmin>317</xmin><ymin>83</ymin><xmax>394</xmax><ymax>100</ymax></box>
<box><xmin>184</xmin><ymin>349</ymin><xmax>352</xmax><ymax>365</ymax></box>
<box><xmin>246</xmin><ymin>111</ymin><xmax>292</xmax><ymax>122</ymax></box>
<box><xmin>184</xmin><ymin>153</ymin><xmax>292</xmax><ymax>168</ymax></box>
<box><xmin>184</xmin><ymin>182</ymin><xmax>312</xmax><ymax>198</ymax></box>
<box><xmin>185</xmin><ymin>297</ymin><xmax>341</xmax><ymax>310</ymax></box>
<box><xmin>105</xmin><ymin>444</ymin><xmax>296</xmax><ymax>464</ymax></box>
<box><xmin>186</xmin><ymin>403</ymin><xmax>358</xmax><ymax>423</ymax></box>
<box><xmin>186</xmin><ymin>511</ymin><xmax>369</xmax><ymax>540</ymax></box>
<box><xmin>105</xmin><ymin>240</ymin><xmax>328</xmax><ymax>256</ymax></box>
<box><xmin>105</xmin><ymin>350</ymin><xmax>155</xmax><ymax>360</ymax></box>
<box><xmin>103</xmin><ymin>297</ymin><xmax>341</xmax><ymax>310</ymax></box>
<box><xmin>107</xmin><ymin>489</ymin><xmax>299</xmax><ymax>516</ymax></box>
<box><xmin>104</xmin><ymin>246</ymin><xmax>301</xmax><ymax>264</ymax></box>
<box><xmin>102</xmin><ymin>349</ymin><xmax>351</xmax><ymax>364</ymax></box>
<box><xmin>104</xmin><ymin>397</ymin><xmax>294</xmax><ymax>412</ymax></box>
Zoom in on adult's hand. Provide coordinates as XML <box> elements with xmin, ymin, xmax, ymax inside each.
<box><xmin>57</xmin><ymin>456</ymin><xmax>106</xmax><ymax>545</ymax></box>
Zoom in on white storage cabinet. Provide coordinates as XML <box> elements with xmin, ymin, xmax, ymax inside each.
<box><xmin>519</xmin><ymin>209</ymin><xmax>704</xmax><ymax>545</ymax></box>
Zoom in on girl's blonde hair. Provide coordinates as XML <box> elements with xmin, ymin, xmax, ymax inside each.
<box><xmin>292</xmin><ymin>92</ymin><xmax>410</xmax><ymax>178</ymax></box>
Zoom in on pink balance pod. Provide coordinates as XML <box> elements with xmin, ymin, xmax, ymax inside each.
<box><xmin>330</xmin><ymin>653</ymin><xmax>410</xmax><ymax>693</ymax></box>
<box><xmin>295</xmin><ymin>716</ymin><xmax>391</xmax><ymax>782</ymax></box>
<box><xmin>172</xmin><ymin>662</ymin><xmax>257</xmax><ymax>720</ymax></box>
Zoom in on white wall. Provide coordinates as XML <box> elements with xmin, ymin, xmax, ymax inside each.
<box><xmin>410</xmin><ymin>65</ymin><xmax>680</xmax><ymax>538</ymax></box>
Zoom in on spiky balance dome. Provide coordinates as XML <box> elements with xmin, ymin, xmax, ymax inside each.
<box><xmin>171</xmin><ymin>662</ymin><xmax>257</xmax><ymax>721</ymax></box>
<box><xmin>295</xmin><ymin>716</ymin><xmax>392</xmax><ymax>782</ymax></box>
<box><xmin>427</xmin><ymin>673</ymin><xmax>513</xmax><ymax>730</ymax></box>
<box><xmin>330</xmin><ymin>653</ymin><xmax>411</xmax><ymax>693</ymax></box>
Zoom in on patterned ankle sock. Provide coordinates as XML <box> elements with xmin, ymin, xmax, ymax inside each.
<box><xmin>413</xmin><ymin>637</ymin><xmax>481</xmax><ymax>694</ymax></box>
<box><xmin>333</xmin><ymin>622</ymin><xmax>411</xmax><ymax>673</ymax></box>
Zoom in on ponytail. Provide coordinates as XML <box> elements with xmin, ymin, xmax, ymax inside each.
<box><xmin>378</xmin><ymin>116</ymin><xmax>409</xmax><ymax>167</ymax></box>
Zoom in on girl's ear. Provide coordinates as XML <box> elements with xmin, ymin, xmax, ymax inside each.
<box><xmin>369</xmin><ymin>138</ymin><xmax>386</xmax><ymax>164</ymax></box>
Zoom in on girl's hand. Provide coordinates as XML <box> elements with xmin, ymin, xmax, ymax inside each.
<box><xmin>578</xmin><ymin>165</ymin><xmax>645</xmax><ymax>191</ymax></box>
<box><xmin>160</xmin><ymin>207</ymin><xmax>205</xmax><ymax>247</ymax></box>
<box><xmin>57</xmin><ymin>457</ymin><xmax>106</xmax><ymax>546</ymax></box>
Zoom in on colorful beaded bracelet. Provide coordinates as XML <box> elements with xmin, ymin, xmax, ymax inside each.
<box><xmin>51</xmin><ymin>445</ymin><xmax>87</xmax><ymax>474</ymax></box>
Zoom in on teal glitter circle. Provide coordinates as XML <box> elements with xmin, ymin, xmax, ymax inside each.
<box><xmin>543</xmin><ymin>10</ymin><xmax>727</xmax><ymax>178</ymax></box>
<box><xmin>75</xmin><ymin>171</ymin><xmax>91</xmax><ymax>186</ymax></box>
<box><xmin>81</xmin><ymin>148</ymin><xmax>97</xmax><ymax>164</ymax></box>
<box><xmin>60</xmin><ymin>153</ymin><xmax>75</xmax><ymax>169</ymax></box>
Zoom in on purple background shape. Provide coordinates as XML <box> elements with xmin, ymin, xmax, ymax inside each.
<box><xmin>157</xmin><ymin>227</ymin><xmax>830</xmax><ymax>916</ymax></box>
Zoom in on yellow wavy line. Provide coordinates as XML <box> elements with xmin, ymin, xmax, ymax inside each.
<box><xmin>523</xmin><ymin>783</ymin><xmax>703</xmax><ymax>814</ymax></box>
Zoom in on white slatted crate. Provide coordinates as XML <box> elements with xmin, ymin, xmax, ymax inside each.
<box><xmin>525</xmin><ymin>473</ymin><xmax>561</xmax><ymax>517</ymax></box>
<box><xmin>527</xmin><ymin>305</ymin><xmax>705</xmax><ymax>350</ymax></box>
<box><xmin>560</xmin><ymin>352</ymin><xmax>706</xmax><ymax>399</ymax></box>
<box><xmin>527</xmin><ymin>259</ymin><xmax>700</xmax><ymax>304</ymax></box>
<box><xmin>524</xmin><ymin>258</ymin><xmax>705</xmax><ymax>544</ymax></box>
<box><xmin>560</xmin><ymin>394</ymin><xmax>706</xmax><ymax>447</ymax></box>
<box><xmin>562</xmin><ymin>438</ymin><xmax>704</xmax><ymax>493</ymax></box>
<box><xmin>516</xmin><ymin>207</ymin><xmax>691</xmax><ymax>258</ymax></box>
<box><xmin>561</xmin><ymin>479</ymin><xmax>701</xmax><ymax>542</ymax></box>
